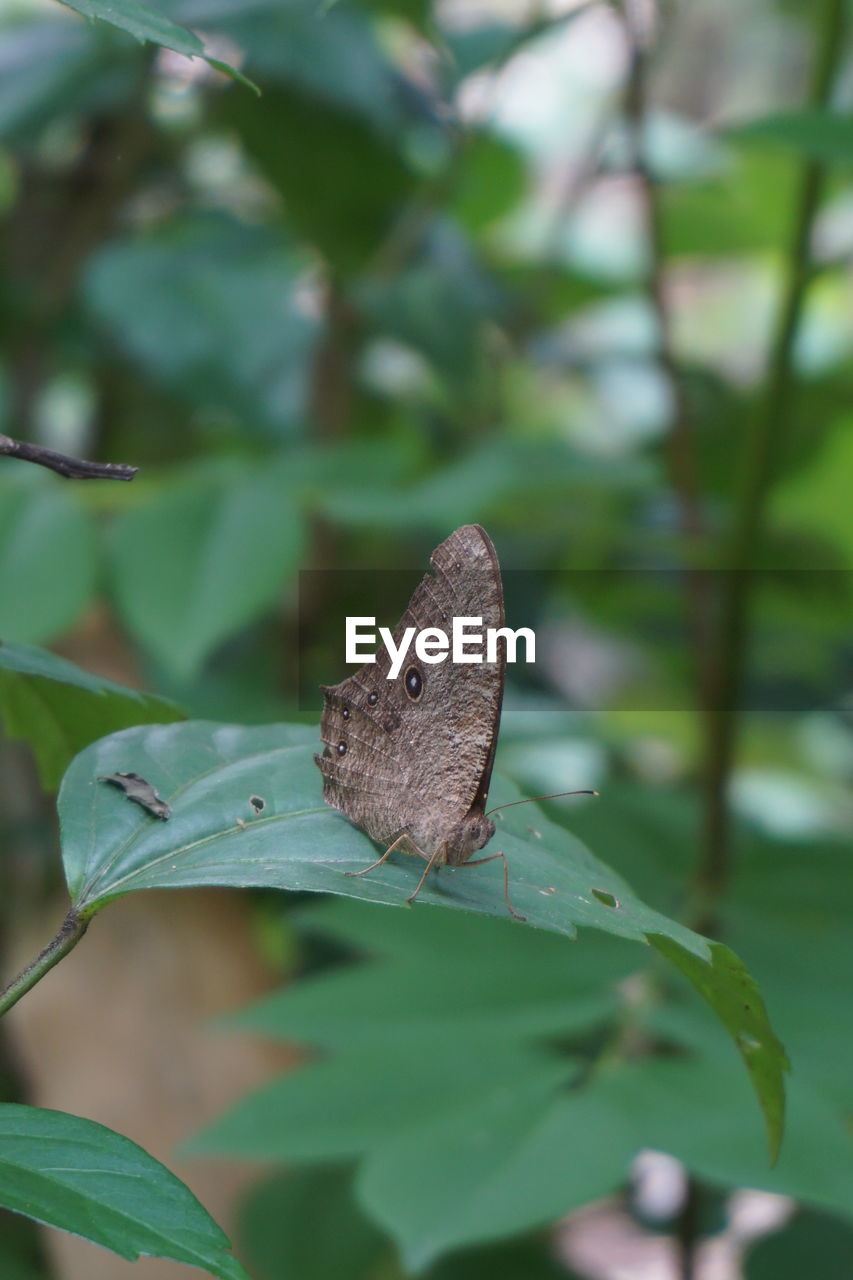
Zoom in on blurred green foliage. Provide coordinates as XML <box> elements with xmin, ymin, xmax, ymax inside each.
<box><xmin>1</xmin><ymin>0</ymin><xmax>852</xmax><ymax>1277</ymax></box>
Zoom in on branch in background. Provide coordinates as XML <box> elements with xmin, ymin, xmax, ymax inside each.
<box><xmin>0</xmin><ymin>434</ymin><xmax>137</xmax><ymax>481</ymax></box>
<box><xmin>701</xmin><ymin>0</ymin><xmax>847</xmax><ymax>911</ymax></box>
<box><xmin>6</xmin><ymin>57</ymin><xmax>155</xmax><ymax>436</ymax></box>
<box><xmin>617</xmin><ymin>6</ymin><xmax>717</xmax><ymax>740</ymax></box>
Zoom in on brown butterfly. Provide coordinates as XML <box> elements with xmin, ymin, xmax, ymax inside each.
<box><xmin>314</xmin><ymin>524</ymin><xmax>526</xmax><ymax>918</ymax></box>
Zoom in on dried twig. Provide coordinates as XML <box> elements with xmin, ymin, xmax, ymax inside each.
<box><xmin>0</xmin><ymin>434</ymin><xmax>137</xmax><ymax>481</ymax></box>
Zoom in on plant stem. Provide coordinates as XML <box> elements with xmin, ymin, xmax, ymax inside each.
<box><xmin>619</xmin><ymin>4</ymin><xmax>716</xmax><ymax>721</ymax></box>
<box><xmin>0</xmin><ymin>908</ymin><xmax>89</xmax><ymax>1018</ymax></box>
<box><xmin>699</xmin><ymin>0</ymin><xmax>846</xmax><ymax>915</ymax></box>
<box><xmin>674</xmin><ymin>1175</ymin><xmax>702</xmax><ymax>1280</ymax></box>
<box><xmin>0</xmin><ymin>434</ymin><xmax>137</xmax><ymax>481</ymax></box>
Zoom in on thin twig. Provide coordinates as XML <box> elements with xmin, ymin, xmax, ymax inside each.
<box><xmin>0</xmin><ymin>907</ymin><xmax>89</xmax><ymax>1018</ymax></box>
<box><xmin>0</xmin><ymin>434</ymin><xmax>137</xmax><ymax>481</ymax></box>
<box><xmin>618</xmin><ymin>4</ymin><xmax>716</xmax><ymax>724</ymax></box>
<box><xmin>700</xmin><ymin>0</ymin><xmax>846</xmax><ymax>912</ymax></box>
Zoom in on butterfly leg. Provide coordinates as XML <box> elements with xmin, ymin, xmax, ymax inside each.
<box><xmin>344</xmin><ymin>832</ymin><xmax>409</xmax><ymax>879</ymax></box>
<box><xmin>464</xmin><ymin>852</ymin><xmax>526</xmax><ymax>921</ymax></box>
<box><xmin>405</xmin><ymin>842</ymin><xmax>446</xmax><ymax>906</ymax></box>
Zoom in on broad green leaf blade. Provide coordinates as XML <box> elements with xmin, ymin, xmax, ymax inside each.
<box><xmin>222</xmin><ymin>901</ymin><xmax>625</xmax><ymax>1050</ymax></box>
<box><xmin>0</xmin><ymin>1104</ymin><xmax>247</xmax><ymax>1280</ymax></box>
<box><xmin>55</xmin><ymin>0</ymin><xmax>258</xmax><ymax>91</ymax></box>
<box><xmin>239</xmin><ymin>1167</ymin><xmax>389</xmax><ymax>1280</ymax></box>
<box><xmin>730</xmin><ymin>110</ymin><xmax>853</xmax><ymax>164</ymax></box>
<box><xmin>109</xmin><ymin>464</ymin><xmax>305</xmax><ymax>679</ymax></box>
<box><xmin>59</xmin><ymin>722</ymin><xmax>701</xmax><ymax>947</ymax></box>
<box><xmin>0</xmin><ymin>472</ymin><xmax>96</xmax><ymax>645</ymax></box>
<box><xmin>0</xmin><ymin>641</ymin><xmax>184</xmax><ymax>789</ymax></box>
<box><xmin>593</xmin><ymin>1056</ymin><xmax>853</xmax><ymax>1222</ymax></box>
<box><xmin>190</xmin><ymin>1041</ymin><xmax>569</xmax><ymax>1166</ymax></box>
<box><xmin>356</xmin><ymin>1087</ymin><xmax>635</xmax><ymax>1271</ymax></box>
<box><xmin>58</xmin><ymin>720</ymin><xmax>787</xmax><ymax>1156</ymax></box>
<box><xmin>189</xmin><ymin>899</ymin><xmax>805</xmax><ymax>1265</ymax></box>
<box><xmin>85</xmin><ymin>216</ymin><xmax>318</xmax><ymax>432</ymax></box>
<box><xmin>649</xmin><ymin>933</ymin><xmax>788</xmax><ymax>1165</ymax></box>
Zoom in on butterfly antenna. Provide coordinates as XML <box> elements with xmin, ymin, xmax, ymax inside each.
<box><xmin>485</xmin><ymin>790</ymin><xmax>598</xmax><ymax>816</ymax></box>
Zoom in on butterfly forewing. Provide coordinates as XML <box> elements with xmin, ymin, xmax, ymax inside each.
<box><xmin>315</xmin><ymin>524</ymin><xmax>506</xmax><ymax>855</ymax></box>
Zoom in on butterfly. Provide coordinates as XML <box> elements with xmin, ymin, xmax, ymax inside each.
<box><xmin>315</xmin><ymin>524</ymin><xmax>525</xmax><ymax>918</ymax></box>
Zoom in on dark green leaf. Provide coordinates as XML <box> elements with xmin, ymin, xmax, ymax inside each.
<box><xmin>746</xmin><ymin>1209</ymin><xmax>853</xmax><ymax>1279</ymax></box>
<box><xmin>0</xmin><ymin>641</ymin><xmax>183</xmax><ymax>789</ymax></box>
<box><xmin>223</xmin><ymin>899</ymin><xmax>625</xmax><ymax>1051</ymax></box>
<box><xmin>595</xmin><ymin>1056</ymin><xmax>853</xmax><ymax>1221</ymax></box>
<box><xmin>427</xmin><ymin>1237</ymin><xmax>581</xmax><ymax>1280</ymax></box>
<box><xmin>55</xmin><ymin>0</ymin><xmax>258</xmax><ymax>90</ymax></box>
<box><xmin>0</xmin><ymin>473</ymin><xmax>96</xmax><ymax>645</ymax></box>
<box><xmin>239</xmin><ymin>1166</ymin><xmax>389</xmax><ymax>1280</ymax></box>
<box><xmin>208</xmin><ymin>0</ymin><xmax>413</xmax><ymax>129</ymax></box>
<box><xmin>648</xmin><ymin>934</ymin><xmax>788</xmax><ymax>1164</ymax></box>
<box><xmin>730</xmin><ymin>110</ymin><xmax>853</xmax><ymax>164</ymax></box>
<box><xmin>451</xmin><ymin>133</ymin><xmax>527</xmax><ymax>232</ymax></box>
<box><xmin>85</xmin><ymin>215</ymin><xmax>318</xmax><ymax>432</ymax></box>
<box><xmin>192</xmin><ymin>1041</ymin><xmax>570</xmax><ymax>1166</ymax></box>
<box><xmin>109</xmin><ymin>461</ymin><xmax>304</xmax><ymax>678</ymax></box>
<box><xmin>0</xmin><ymin>16</ymin><xmax>138</xmax><ymax>141</ymax></box>
<box><xmin>220</xmin><ymin>85</ymin><xmax>417</xmax><ymax>273</ymax></box>
<box><xmin>0</xmin><ymin>1104</ymin><xmax>247</xmax><ymax>1279</ymax></box>
<box><xmin>356</xmin><ymin>1086</ymin><xmax>633</xmax><ymax>1269</ymax></box>
<box><xmin>58</xmin><ymin>721</ymin><xmax>786</xmax><ymax>1157</ymax></box>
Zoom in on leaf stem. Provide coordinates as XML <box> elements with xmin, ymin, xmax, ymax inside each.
<box><xmin>699</xmin><ymin>0</ymin><xmax>846</xmax><ymax>918</ymax></box>
<box><xmin>0</xmin><ymin>907</ymin><xmax>89</xmax><ymax>1018</ymax></box>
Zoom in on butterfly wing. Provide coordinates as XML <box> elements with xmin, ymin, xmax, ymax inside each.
<box><xmin>315</xmin><ymin>524</ymin><xmax>505</xmax><ymax>853</ymax></box>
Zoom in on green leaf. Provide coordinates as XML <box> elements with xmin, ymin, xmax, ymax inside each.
<box><xmin>55</xmin><ymin>0</ymin><xmax>258</xmax><ymax>91</ymax></box>
<box><xmin>730</xmin><ymin>110</ymin><xmax>853</xmax><ymax>165</ymax></box>
<box><xmin>223</xmin><ymin>899</ymin><xmax>625</xmax><ymax>1051</ymax></box>
<box><xmin>109</xmin><ymin>462</ymin><xmax>305</xmax><ymax>679</ymax></box>
<box><xmin>85</xmin><ymin>214</ymin><xmax>318</xmax><ymax>431</ymax></box>
<box><xmin>193</xmin><ymin>905</ymin><xmax>633</xmax><ymax>1268</ymax></box>
<box><xmin>0</xmin><ymin>640</ymin><xmax>183</xmax><ymax>789</ymax></box>
<box><xmin>193</xmin><ymin>1041</ymin><xmax>571</xmax><ymax>1166</ymax></box>
<box><xmin>0</xmin><ymin>1104</ymin><xmax>247</xmax><ymax>1280</ymax></box>
<box><xmin>209</xmin><ymin>0</ymin><xmax>411</xmax><ymax>130</ymax></box>
<box><xmin>648</xmin><ymin>934</ymin><xmax>788</xmax><ymax>1164</ymax></box>
<box><xmin>60</xmin><ymin>722</ymin><xmax>696</xmax><ymax>943</ymax></box>
<box><xmin>239</xmin><ymin>1166</ymin><xmax>389</xmax><ymax>1280</ymax></box>
<box><xmin>0</xmin><ymin>16</ymin><xmax>137</xmax><ymax>142</ymax></box>
<box><xmin>239</xmin><ymin>1162</ymin><xmax>577</xmax><ymax>1280</ymax></box>
<box><xmin>745</xmin><ymin>1209</ymin><xmax>853</xmax><ymax>1280</ymax></box>
<box><xmin>594</xmin><ymin>1055</ymin><xmax>853</xmax><ymax>1223</ymax></box>
<box><xmin>220</xmin><ymin>85</ymin><xmax>417</xmax><ymax>273</ymax></box>
<box><xmin>313</xmin><ymin>438</ymin><xmax>652</xmax><ymax>531</ymax></box>
<box><xmin>356</xmin><ymin>1079</ymin><xmax>633</xmax><ymax>1270</ymax></box>
<box><xmin>0</xmin><ymin>472</ymin><xmax>96</xmax><ymax>645</ymax></box>
<box><xmin>451</xmin><ymin>133</ymin><xmax>527</xmax><ymax>233</ymax></box>
<box><xmin>774</xmin><ymin>415</ymin><xmax>853</xmax><ymax>567</ymax></box>
<box><xmin>427</xmin><ymin>1237</ymin><xmax>582</xmax><ymax>1280</ymax></box>
<box><xmin>58</xmin><ymin>721</ymin><xmax>786</xmax><ymax>1160</ymax></box>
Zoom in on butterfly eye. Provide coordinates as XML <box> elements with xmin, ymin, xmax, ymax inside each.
<box><xmin>404</xmin><ymin>666</ymin><xmax>423</xmax><ymax>701</ymax></box>
<box><xmin>336</xmin><ymin>741</ymin><xmax>347</xmax><ymax>756</ymax></box>
<box><xmin>342</xmin><ymin>707</ymin><xmax>350</xmax><ymax>720</ymax></box>
<box><xmin>367</xmin><ymin>692</ymin><xmax>378</xmax><ymax>706</ymax></box>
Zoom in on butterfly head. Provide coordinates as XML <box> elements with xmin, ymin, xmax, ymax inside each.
<box><xmin>443</xmin><ymin>811</ymin><xmax>496</xmax><ymax>866</ymax></box>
